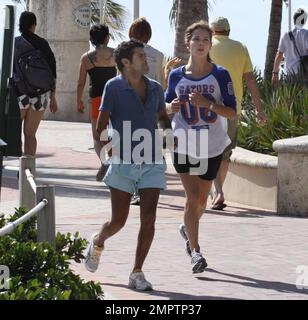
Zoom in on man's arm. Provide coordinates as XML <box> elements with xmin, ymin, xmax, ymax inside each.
<box><xmin>157</xmin><ymin>108</ymin><xmax>176</xmax><ymax>150</ymax></box>
<box><xmin>96</xmin><ymin>110</ymin><xmax>110</xmax><ymax>143</ymax></box>
<box><xmin>243</xmin><ymin>71</ymin><xmax>266</xmax><ymax>124</ymax></box>
<box><xmin>157</xmin><ymin>108</ymin><xmax>172</xmax><ymax>130</ymax></box>
<box><xmin>272</xmin><ymin>51</ymin><xmax>283</xmax><ymax>87</ymax></box>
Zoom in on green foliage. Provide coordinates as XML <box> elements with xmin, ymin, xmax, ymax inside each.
<box><xmin>90</xmin><ymin>0</ymin><xmax>128</xmax><ymax>41</ymax></box>
<box><xmin>0</xmin><ymin>208</ymin><xmax>103</xmax><ymax>300</ymax></box>
<box><xmin>239</xmin><ymin>72</ymin><xmax>308</xmax><ymax>155</ymax></box>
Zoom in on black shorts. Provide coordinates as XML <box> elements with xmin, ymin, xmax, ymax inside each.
<box><xmin>173</xmin><ymin>153</ymin><xmax>223</xmax><ymax>181</ymax></box>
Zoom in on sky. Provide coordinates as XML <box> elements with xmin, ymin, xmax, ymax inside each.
<box><xmin>1</xmin><ymin>0</ymin><xmax>308</xmax><ymax>73</ymax></box>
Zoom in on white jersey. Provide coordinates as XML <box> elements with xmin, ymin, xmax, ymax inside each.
<box><xmin>278</xmin><ymin>27</ymin><xmax>308</xmax><ymax>74</ymax></box>
<box><xmin>165</xmin><ymin>65</ymin><xmax>237</xmax><ymax>159</ymax></box>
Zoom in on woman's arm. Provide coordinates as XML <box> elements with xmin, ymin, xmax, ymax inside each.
<box><xmin>189</xmin><ymin>92</ymin><xmax>237</xmax><ymax>119</ymax></box>
<box><xmin>166</xmin><ymin>99</ymin><xmax>181</xmax><ymax>115</ymax></box>
<box><xmin>76</xmin><ymin>56</ymin><xmax>87</xmax><ymax>113</ymax></box>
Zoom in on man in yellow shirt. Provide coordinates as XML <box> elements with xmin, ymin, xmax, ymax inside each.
<box><xmin>210</xmin><ymin>17</ymin><xmax>266</xmax><ymax>210</ymax></box>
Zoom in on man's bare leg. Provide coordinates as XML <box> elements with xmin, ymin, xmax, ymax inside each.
<box><xmin>133</xmin><ymin>188</ymin><xmax>160</xmax><ymax>272</ymax></box>
<box><xmin>95</xmin><ymin>187</ymin><xmax>131</xmax><ymax>247</ymax></box>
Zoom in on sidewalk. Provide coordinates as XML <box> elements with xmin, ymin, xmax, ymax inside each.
<box><xmin>1</xmin><ymin>121</ymin><xmax>308</xmax><ymax>300</ymax></box>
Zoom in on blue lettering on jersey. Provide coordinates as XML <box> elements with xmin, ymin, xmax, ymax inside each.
<box><xmin>179</xmin><ymin>91</ymin><xmax>217</xmax><ymax>125</ymax></box>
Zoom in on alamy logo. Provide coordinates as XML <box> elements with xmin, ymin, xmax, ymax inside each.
<box><xmin>98</xmin><ymin>122</ymin><xmax>210</xmax><ymax>175</ymax></box>
<box><xmin>295</xmin><ymin>265</ymin><xmax>308</xmax><ymax>290</ymax></box>
<box><xmin>0</xmin><ymin>265</ymin><xmax>10</xmax><ymax>290</ymax></box>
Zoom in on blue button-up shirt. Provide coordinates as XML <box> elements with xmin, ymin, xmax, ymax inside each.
<box><xmin>99</xmin><ymin>75</ymin><xmax>166</xmax><ymax>163</ymax></box>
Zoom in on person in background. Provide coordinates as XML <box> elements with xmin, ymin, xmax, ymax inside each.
<box><xmin>14</xmin><ymin>11</ymin><xmax>57</xmax><ymax>156</ymax></box>
<box><xmin>129</xmin><ymin>17</ymin><xmax>165</xmax><ymax>85</ymax></box>
<box><xmin>210</xmin><ymin>17</ymin><xmax>266</xmax><ymax>210</ymax></box>
<box><xmin>272</xmin><ymin>8</ymin><xmax>308</xmax><ymax>87</ymax></box>
<box><xmin>77</xmin><ymin>24</ymin><xmax>117</xmax><ymax>181</ymax></box>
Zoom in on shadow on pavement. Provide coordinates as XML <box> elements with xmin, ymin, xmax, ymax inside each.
<box><xmin>161</xmin><ymin>189</ymin><xmax>185</xmax><ymax>198</ymax></box>
<box><xmin>54</xmin><ymin>184</ymin><xmax>110</xmax><ymax>199</ymax></box>
<box><xmin>205</xmin><ymin>209</ymin><xmax>267</xmax><ymax>219</ymax></box>
<box><xmin>102</xmin><ymin>282</ymin><xmax>239</xmax><ymax>300</ymax></box>
<box><xmin>157</xmin><ymin>202</ymin><xmax>184</xmax><ymax>211</ymax></box>
<box><xmin>196</xmin><ymin>268</ymin><xmax>308</xmax><ymax>296</ymax></box>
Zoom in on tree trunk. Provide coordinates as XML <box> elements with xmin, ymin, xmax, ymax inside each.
<box><xmin>264</xmin><ymin>0</ymin><xmax>283</xmax><ymax>81</ymax></box>
<box><xmin>174</xmin><ymin>0</ymin><xmax>208</xmax><ymax>63</ymax></box>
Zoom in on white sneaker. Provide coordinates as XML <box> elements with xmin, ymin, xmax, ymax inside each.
<box><xmin>179</xmin><ymin>224</ymin><xmax>192</xmax><ymax>257</ymax></box>
<box><xmin>128</xmin><ymin>271</ymin><xmax>153</xmax><ymax>291</ymax></box>
<box><xmin>84</xmin><ymin>233</ymin><xmax>104</xmax><ymax>273</ymax></box>
<box><xmin>191</xmin><ymin>250</ymin><xmax>208</xmax><ymax>274</ymax></box>
<box><xmin>130</xmin><ymin>194</ymin><xmax>140</xmax><ymax>206</ymax></box>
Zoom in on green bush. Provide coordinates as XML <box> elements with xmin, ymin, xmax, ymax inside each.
<box><xmin>239</xmin><ymin>71</ymin><xmax>308</xmax><ymax>155</ymax></box>
<box><xmin>0</xmin><ymin>208</ymin><xmax>103</xmax><ymax>300</ymax></box>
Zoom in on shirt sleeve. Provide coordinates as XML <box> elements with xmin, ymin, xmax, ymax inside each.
<box><xmin>304</xmin><ymin>30</ymin><xmax>308</xmax><ymax>51</ymax></box>
<box><xmin>157</xmin><ymin>84</ymin><xmax>166</xmax><ymax>113</ymax></box>
<box><xmin>165</xmin><ymin>70</ymin><xmax>177</xmax><ymax>103</ymax></box>
<box><xmin>278</xmin><ymin>33</ymin><xmax>286</xmax><ymax>53</ymax></box>
<box><xmin>218</xmin><ymin>69</ymin><xmax>237</xmax><ymax>112</ymax></box>
<box><xmin>99</xmin><ymin>81</ymin><xmax>114</xmax><ymax>113</ymax></box>
<box><xmin>242</xmin><ymin>45</ymin><xmax>253</xmax><ymax>74</ymax></box>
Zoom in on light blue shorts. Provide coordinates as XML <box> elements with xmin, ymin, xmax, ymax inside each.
<box><xmin>103</xmin><ymin>160</ymin><xmax>167</xmax><ymax>195</ymax></box>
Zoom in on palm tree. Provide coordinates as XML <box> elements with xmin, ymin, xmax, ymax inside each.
<box><xmin>264</xmin><ymin>0</ymin><xmax>288</xmax><ymax>81</ymax></box>
<box><xmin>11</xmin><ymin>0</ymin><xmax>29</xmax><ymax>10</ymax></box>
<box><xmin>90</xmin><ymin>0</ymin><xmax>128</xmax><ymax>41</ymax></box>
<box><xmin>14</xmin><ymin>0</ymin><xmax>128</xmax><ymax>41</ymax></box>
<box><xmin>170</xmin><ymin>0</ymin><xmax>209</xmax><ymax>62</ymax></box>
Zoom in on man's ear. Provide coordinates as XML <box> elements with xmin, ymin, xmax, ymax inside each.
<box><xmin>121</xmin><ymin>58</ymin><xmax>130</xmax><ymax>68</ymax></box>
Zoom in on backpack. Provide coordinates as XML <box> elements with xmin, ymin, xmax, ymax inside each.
<box><xmin>13</xmin><ymin>36</ymin><xmax>55</xmax><ymax>97</ymax></box>
<box><xmin>289</xmin><ymin>31</ymin><xmax>308</xmax><ymax>85</ymax></box>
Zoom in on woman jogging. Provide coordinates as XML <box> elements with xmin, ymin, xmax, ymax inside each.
<box><xmin>165</xmin><ymin>21</ymin><xmax>237</xmax><ymax>273</ymax></box>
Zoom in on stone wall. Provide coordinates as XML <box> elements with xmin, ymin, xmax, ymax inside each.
<box><xmin>224</xmin><ymin>147</ymin><xmax>277</xmax><ymax>211</ymax></box>
<box><xmin>29</xmin><ymin>0</ymin><xmax>91</xmax><ymax>122</ymax></box>
<box><xmin>273</xmin><ymin>135</ymin><xmax>308</xmax><ymax>217</ymax></box>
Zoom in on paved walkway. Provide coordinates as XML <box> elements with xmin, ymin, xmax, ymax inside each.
<box><xmin>1</xmin><ymin>121</ymin><xmax>308</xmax><ymax>300</ymax></box>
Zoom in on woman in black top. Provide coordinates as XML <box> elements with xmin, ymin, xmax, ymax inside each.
<box><xmin>77</xmin><ymin>25</ymin><xmax>117</xmax><ymax>181</ymax></box>
<box><xmin>14</xmin><ymin>11</ymin><xmax>57</xmax><ymax>156</ymax></box>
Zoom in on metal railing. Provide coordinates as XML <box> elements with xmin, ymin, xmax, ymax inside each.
<box><xmin>0</xmin><ymin>156</ymin><xmax>56</xmax><ymax>246</ymax></box>
<box><xmin>0</xmin><ymin>199</ymin><xmax>48</xmax><ymax>236</ymax></box>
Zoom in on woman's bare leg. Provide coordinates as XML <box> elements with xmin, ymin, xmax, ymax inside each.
<box><xmin>23</xmin><ymin>108</ymin><xmax>45</xmax><ymax>156</ymax></box>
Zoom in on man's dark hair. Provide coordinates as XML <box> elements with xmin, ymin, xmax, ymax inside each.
<box><xmin>90</xmin><ymin>24</ymin><xmax>109</xmax><ymax>46</ymax></box>
<box><xmin>114</xmin><ymin>40</ymin><xmax>144</xmax><ymax>72</ymax></box>
<box><xmin>19</xmin><ymin>11</ymin><xmax>37</xmax><ymax>34</ymax></box>
<box><xmin>293</xmin><ymin>8</ymin><xmax>306</xmax><ymax>25</ymax></box>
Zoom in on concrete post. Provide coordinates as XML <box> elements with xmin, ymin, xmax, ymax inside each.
<box><xmin>273</xmin><ymin>135</ymin><xmax>308</xmax><ymax>217</ymax></box>
<box><xmin>19</xmin><ymin>155</ymin><xmax>36</xmax><ymax>210</ymax></box>
<box><xmin>0</xmin><ymin>139</ymin><xmax>7</xmax><ymax>204</ymax></box>
<box><xmin>133</xmin><ymin>0</ymin><xmax>139</xmax><ymax>20</ymax></box>
<box><xmin>29</xmin><ymin>0</ymin><xmax>91</xmax><ymax>122</ymax></box>
<box><xmin>36</xmin><ymin>185</ymin><xmax>56</xmax><ymax>247</ymax></box>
